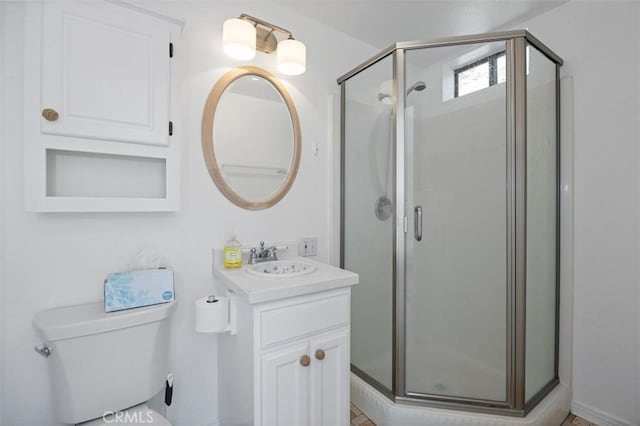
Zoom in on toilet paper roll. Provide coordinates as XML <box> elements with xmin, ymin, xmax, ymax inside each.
<box><xmin>195</xmin><ymin>296</ymin><xmax>229</xmax><ymax>334</ymax></box>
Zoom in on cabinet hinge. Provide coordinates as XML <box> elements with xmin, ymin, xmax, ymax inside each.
<box><xmin>169</xmin><ymin>121</ymin><xmax>173</xmax><ymax>136</ymax></box>
<box><xmin>169</xmin><ymin>43</ymin><xmax>174</xmax><ymax>58</ymax></box>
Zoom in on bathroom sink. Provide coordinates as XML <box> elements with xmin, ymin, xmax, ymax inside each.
<box><xmin>246</xmin><ymin>260</ymin><xmax>316</xmax><ymax>278</ymax></box>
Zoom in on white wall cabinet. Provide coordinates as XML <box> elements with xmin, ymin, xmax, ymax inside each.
<box><xmin>218</xmin><ymin>288</ymin><xmax>352</xmax><ymax>426</ymax></box>
<box><xmin>24</xmin><ymin>1</ymin><xmax>182</xmax><ymax>211</ymax></box>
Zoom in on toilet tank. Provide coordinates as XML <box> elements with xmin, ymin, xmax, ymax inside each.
<box><xmin>33</xmin><ymin>301</ymin><xmax>177</xmax><ymax>424</ymax></box>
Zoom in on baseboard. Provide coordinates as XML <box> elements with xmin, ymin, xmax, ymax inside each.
<box><xmin>571</xmin><ymin>400</ymin><xmax>633</xmax><ymax>426</ymax></box>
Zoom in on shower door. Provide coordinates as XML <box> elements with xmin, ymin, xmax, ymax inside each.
<box><xmin>402</xmin><ymin>41</ymin><xmax>509</xmax><ymax>403</ymax></box>
<box><xmin>342</xmin><ymin>54</ymin><xmax>395</xmax><ymax>394</ymax></box>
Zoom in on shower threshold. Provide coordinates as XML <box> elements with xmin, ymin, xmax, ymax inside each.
<box><xmin>351</xmin><ymin>373</ymin><xmax>570</xmax><ymax>426</ymax></box>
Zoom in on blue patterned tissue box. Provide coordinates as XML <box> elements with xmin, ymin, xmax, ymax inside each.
<box><xmin>104</xmin><ymin>269</ymin><xmax>174</xmax><ymax>312</ymax></box>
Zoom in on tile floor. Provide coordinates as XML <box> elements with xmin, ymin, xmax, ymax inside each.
<box><xmin>350</xmin><ymin>403</ymin><xmax>375</xmax><ymax>426</ymax></box>
<box><xmin>561</xmin><ymin>414</ymin><xmax>598</xmax><ymax>426</ymax></box>
<box><xmin>350</xmin><ymin>403</ymin><xmax>598</xmax><ymax>426</ymax></box>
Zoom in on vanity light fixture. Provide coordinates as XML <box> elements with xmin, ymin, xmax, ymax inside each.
<box><xmin>222</xmin><ymin>14</ymin><xmax>306</xmax><ymax>76</ymax></box>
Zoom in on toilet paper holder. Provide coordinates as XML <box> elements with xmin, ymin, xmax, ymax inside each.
<box><xmin>198</xmin><ymin>290</ymin><xmax>237</xmax><ymax>335</ymax></box>
<box><xmin>222</xmin><ymin>290</ymin><xmax>237</xmax><ymax>335</ymax></box>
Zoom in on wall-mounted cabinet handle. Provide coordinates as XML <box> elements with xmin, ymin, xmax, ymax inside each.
<box><xmin>415</xmin><ymin>205</ymin><xmax>423</xmax><ymax>241</ymax></box>
<box><xmin>300</xmin><ymin>355</ymin><xmax>311</xmax><ymax>367</ymax></box>
<box><xmin>41</xmin><ymin>108</ymin><xmax>59</xmax><ymax>122</ymax></box>
<box><xmin>315</xmin><ymin>349</ymin><xmax>325</xmax><ymax>360</ymax></box>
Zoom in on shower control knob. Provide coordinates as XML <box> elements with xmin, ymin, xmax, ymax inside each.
<box><xmin>315</xmin><ymin>349</ymin><xmax>325</xmax><ymax>360</ymax></box>
<box><xmin>300</xmin><ymin>355</ymin><xmax>311</xmax><ymax>367</ymax></box>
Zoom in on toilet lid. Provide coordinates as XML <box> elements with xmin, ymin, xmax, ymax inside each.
<box><xmin>81</xmin><ymin>405</ymin><xmax>171</xmax><ymax>426</ymax></box>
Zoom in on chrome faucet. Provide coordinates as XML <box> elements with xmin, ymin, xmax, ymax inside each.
<box><xmin>248</xmin><ymin>241</ymin><xmax>278</xmax><ymax>264</ymax></box>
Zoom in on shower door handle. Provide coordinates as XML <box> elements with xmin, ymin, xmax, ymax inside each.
<box><xmin>414</xmin><ymin>205</ymin><xmax>423</xmax><ymax>241</ymax></box>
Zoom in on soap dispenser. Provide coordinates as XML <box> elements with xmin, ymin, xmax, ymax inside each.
<box><xmin>223</xmin><ymin>234</ymin><xmax>243</xmax><ymax>269</ymax></box>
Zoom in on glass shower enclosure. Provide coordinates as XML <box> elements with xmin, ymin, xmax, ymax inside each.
<box><xmin>339</xmin><ymin>31</ymin><xmax>562</xmax><ymax>416</ymax></box>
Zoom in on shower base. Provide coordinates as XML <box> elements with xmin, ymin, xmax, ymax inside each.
<box><xmin>351</xmin><ymin>373</ymin><xmax>570</xmax><ymax>425</ymax></box>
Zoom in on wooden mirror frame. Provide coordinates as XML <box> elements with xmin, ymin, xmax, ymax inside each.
<box><xmin>201</xmin><ymin>66</ymin><xmax>301</xmax><ymax>210</ymax></box>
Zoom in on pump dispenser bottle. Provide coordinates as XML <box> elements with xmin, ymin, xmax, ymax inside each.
<box><xmin>223</xmin><ymin>235</ymin><xmax>242</xmax><ymax>269</ymax></box>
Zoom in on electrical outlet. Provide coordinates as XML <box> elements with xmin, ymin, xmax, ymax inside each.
<box><xmin>299</xmin><ymin>237</ymin><xmax>318</xmax><ymax>257</ymax></box>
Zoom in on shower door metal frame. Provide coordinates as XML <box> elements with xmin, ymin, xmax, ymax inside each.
<box><xmin>338</xmin><ymin>30</ymin><xmax>563</xmax><ymax>417</ymax></box>
<box><xmin>392</xmin><ymin>47</ymin><xmax>407</xmax><ymax>400</ymax></box>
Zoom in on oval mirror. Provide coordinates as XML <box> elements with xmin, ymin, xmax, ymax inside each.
<box><xmin>202</xmin><ymin>66</ymin><xmax>301</xmax><ymax>210</ymax></box>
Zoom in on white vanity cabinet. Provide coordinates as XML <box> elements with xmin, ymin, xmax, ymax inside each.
<box><xmin>24</xmin><ymin>1</ymin><xmax>181</xmax><ymax>212</ymax></box>
<box><xmin>258</xmin><ymin>291</ymin><xmax>350</xmax><ymax>426</ymax></box>
<box><xmin>214</xmin><ymin>256</ymin><xmax>358</xmax><ymax>426</ymax></box>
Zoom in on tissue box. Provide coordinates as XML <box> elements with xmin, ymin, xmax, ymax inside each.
<box><xmin>104</xmin><ymin>269</ymin><xmax>174</xmax><ymax>312</ymax></box>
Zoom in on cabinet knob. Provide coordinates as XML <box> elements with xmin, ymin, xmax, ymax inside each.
<box><xmin>300</xmin><ymin>355</ymin><xmax>311</xmax><ymax>367</ymax></box>
<box><xmin>42</xmin><ymin>108</ymin><xmax>59</xmax><ymax>122</ymax></box>
<box><xmin>315</xmin><ymin>349</ymin><xmax>326</xmax><ymax>360</ymax></box>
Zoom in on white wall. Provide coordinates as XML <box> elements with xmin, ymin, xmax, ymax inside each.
<box><xmin>0</xmin><ymin>2</ymin><xmax>376</xmax><ymax>425</ymax></box>
<box><xmin>516</xmin><ymin>2</ymin><xmax>640</xmax><ymax>424</ymax></box>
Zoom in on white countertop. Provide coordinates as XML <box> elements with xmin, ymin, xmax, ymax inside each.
<box><xmin>212</xmin><ymin>251</ymin><xmax>359</xmax><ymax>304</ymax></box>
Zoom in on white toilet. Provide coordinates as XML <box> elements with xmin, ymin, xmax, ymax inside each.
<box><xmin>33</xmin><ymin>301</ymin><xmax>177</xmax><ymax>425</ymax></box>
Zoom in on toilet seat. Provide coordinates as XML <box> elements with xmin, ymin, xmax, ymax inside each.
<box><xmin>81</xmin><ymin>404</ymin><xmax>171</xmax><ymax>426</ymax></box>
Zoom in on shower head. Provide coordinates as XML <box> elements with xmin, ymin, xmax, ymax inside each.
<box><xmin>376</xmin><ymin>80</ymin><xmax>427</xmax><ymax>103</ymax></box>
<box><xmin>407</xmin><ymin>81</ymin><xmax>427</xmax><ymax>95</ymax></box>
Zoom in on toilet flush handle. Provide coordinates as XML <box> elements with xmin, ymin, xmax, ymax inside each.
<box><xmin>34</xmin><ymin>344</ymin><xmax>52</xmax><ymax>358</ymax></box>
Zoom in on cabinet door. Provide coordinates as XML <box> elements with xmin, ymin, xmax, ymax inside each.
<box><xmin>261</xmin><ymin>342</ymin><xmax>310</xmax><ymax>426</ymax></box>
<box><xmin>310</xmin><ymin>331</ymin><xmax>350</xmax><ymax>426</ymax></box>
<box><xmin>40</xmin><ymin>1</ymin><xmax>171</xmax><ymax>146</ymax></box>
